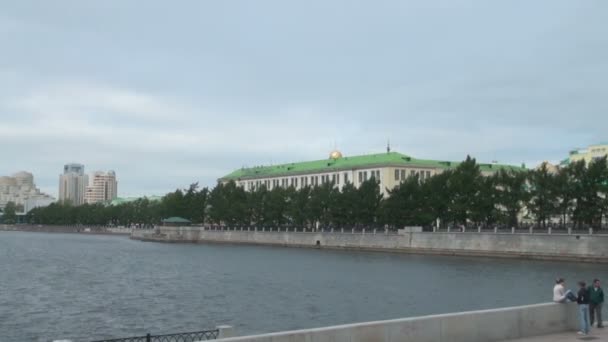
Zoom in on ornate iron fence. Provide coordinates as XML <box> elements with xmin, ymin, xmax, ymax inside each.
<box><xmin>91</xmin><ymin>329</ymin><xmax>220</xmax><ymax>342</ymax></box>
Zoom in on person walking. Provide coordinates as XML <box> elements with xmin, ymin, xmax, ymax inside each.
<box><xmin>577</xmin><ymin>281</ymin><xmax>591</xmax><ymax>335</ymax></box>
<box><xmin>589</xmin><ymin>279</ymin><xmax>604</xmax><ymax>328</ymax></box>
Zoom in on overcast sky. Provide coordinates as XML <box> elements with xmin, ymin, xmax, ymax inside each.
<box><xmin>1</xmin><ymin>0</ymin><xmax>607</xmax><ymax>198</ymax></box>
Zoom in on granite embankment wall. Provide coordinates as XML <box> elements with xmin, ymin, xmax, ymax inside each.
<box><xmin>210</xmin><ymin>303</ymin><xmax>579</xmax><ymax>342</ymax></box>
<box><xmin>132</xmin><ymin>226</ymin><xmax>608</xmax><ymax>263</ymax></box>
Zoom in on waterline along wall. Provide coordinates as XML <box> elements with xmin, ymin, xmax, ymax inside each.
<box><xmin>209</xmin><ymin>303</ymin><xmax>579</xmax><ymax>342</ymax></box>
<box><xmin>131</xmin><ymin>226</ymin><xmax>608</xmax><ymax>263</ymax></box>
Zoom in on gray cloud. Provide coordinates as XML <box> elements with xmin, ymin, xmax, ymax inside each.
<box><xmin>1</xmin><ymin>0</ymin><xmax>607</xmax><ymax>197</ymax></box>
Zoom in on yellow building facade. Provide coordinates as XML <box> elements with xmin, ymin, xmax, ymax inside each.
<box><xmin>565</xmin><ymin>142</ymin><xmax>608</xmax><ymax>165</ymax></box>
<box><xmin>219</xmin><ymin>150</ymin><xmax>523</xmax><ymax>196</ymax></box>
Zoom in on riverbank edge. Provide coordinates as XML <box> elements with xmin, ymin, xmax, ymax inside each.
<box><xmin>130</xmin><ymin>228</ymin><xmax>608</xmax><ymax>263</ymax></box>
<box><xmin>0</xmin><ymin>225</ymin><xmax>131</xmax><ymax>236</ymax></box>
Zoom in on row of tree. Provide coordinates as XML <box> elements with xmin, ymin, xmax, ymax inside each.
<box><xmin>21</xmin><ymin>156</ymin><xmax>608</xmax><ymax>229</ymax></box>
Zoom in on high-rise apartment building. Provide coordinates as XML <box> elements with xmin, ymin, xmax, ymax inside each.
<box><xmin>84</xmin><ymin>170</ymin><xmax>118</xmax><ymax>204</ymax></box>
<box><xmin>59</xmin><ymin>163</ymin><xmax>88</xmax><ymax>205</ymax></box>
<box><xmin>0</xmin><ymin>171</ymin><xmax>55</xmax><ymax>212</ymax></box>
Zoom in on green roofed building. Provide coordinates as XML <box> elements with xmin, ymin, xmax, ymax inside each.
<box><xmin>162</xmin><ymin>217</ymin><xmax>191</xmax><ymax>226</ymax></box>
<box><xmin>219</xmin><ymin>149</ymin><xmax>524</xmax><ymax>196</ymax></box>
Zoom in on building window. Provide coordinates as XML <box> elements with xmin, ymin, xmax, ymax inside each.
<box><xmin>401</xmin><ymin>169</ymin><xmax>406</xmax><ymax>180</ymax></box>
<box><xmin>426</xmin><ymin>170</ymin><xmax>431</xmax><ymax>179</ymax></box>
<box><xmin>332</xmin><ymin>174</ymin><xmax>336</xmax><ymax>183</ymax></box>
<box><xmin>375</xmin><ymin>170</ymin><xmax>380</xmax><ymax>179</ymax></box>
<box><xmin>344</xmin><ymin>172</ymin><xmax>349</xmax><ymax>183</ymax></box>
<box><xmin>336</xmin><ymin>173</ymin><xmax>340</xmax><ymax>184</ymax></box>
<box><xmin>394</xmin><ymin>169</ymin><xmax>399</xmax><ymax>181</ymax></box>
<box><xmin>363</xmin><ymin>171</ymin><xmax>368</xmax><ymax>181</ymax></box>
<box><xmin>411</xmin><ymin>170</ymin><xmax>416</xmax><ymax>177</ymax></box>
<box><xmin>358</xmin><ymin>172</ymin><xmax>362</xmax><ymax>183</ymax></box>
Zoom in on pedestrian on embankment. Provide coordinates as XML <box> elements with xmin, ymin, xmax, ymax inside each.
<box><xmin>553</xmin><ymin>278</ymin><xmax>577</xmax><ymax>303</ymax></box>
<box><xmin>589</xmin><ymin>278</ymin><xmax>604</xmax><ymax>328</ymax></box>
<box><xmin>577</xmin><ymin>281</ymin><xmax>591</xmax><ymax>335</ymax></box>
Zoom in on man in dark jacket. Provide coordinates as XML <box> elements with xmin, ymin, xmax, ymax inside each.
<box><xmin>589</xmin><ymin>279</ymin><xmax>604</xmax><ymax>328</ymax></box>
<box><xmin>577</xmin><ymin>281</ymin><xmax>591</xmax><ymax>335</ymax></box>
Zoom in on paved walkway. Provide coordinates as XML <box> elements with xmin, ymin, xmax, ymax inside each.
<box><xmin>508</xmin><ymin>326</ymin><xmax>608</xmax><ymax>341</ymax></box>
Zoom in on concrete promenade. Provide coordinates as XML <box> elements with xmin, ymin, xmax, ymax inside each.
<box><xmin>510</xmin><ymin>325</ymin><xmax>608</xmax><ymax>341</ymax></box>
<box><xmin>133</xmin><ymin>226</ymin><xmax>608</xmax><ymax>263</ymax></box>
<box><xmin>209</xmin><ymin>303</ymin><xmax>581</xmax><ymax>342</ymax></box>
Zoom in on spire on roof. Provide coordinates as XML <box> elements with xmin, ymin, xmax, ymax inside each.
<box><xmin>387</xmin><ymin>140</ymin><xmax>391</xmax><ymax>153</ymax></box>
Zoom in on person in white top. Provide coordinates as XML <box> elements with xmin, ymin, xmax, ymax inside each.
<box><xmin>554</xmin><ymin>278</ymin><xmax>576</xmax><ymax>303</ymax></box>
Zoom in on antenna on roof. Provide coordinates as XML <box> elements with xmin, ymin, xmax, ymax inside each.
<box><xmin>387</xmin><ymin>139</ymin><xmax>391</xmax><ymax>153</ymax></box>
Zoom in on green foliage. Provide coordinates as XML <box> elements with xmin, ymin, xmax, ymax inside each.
<box><xmin>494</xmin><ymin>169</ymin><xmax>528</xmax><ymax>226</ymax></box>
<box><xmin>2</xmin><ymin>201</ymin><xmax>18</xmax><ymax>224</ymax></box>
<box><xmin>527</xmin><ymin>163</ymin><xmax>557</xmax><ymax>227</ymax></box>
<box><xmin>21</xmin><ymin>156</ymin><xmax>608</xmax><ymax>228</ymax></box>
<box><xmin>446</xmin><ymin>156</ymin><xmax>482</xmax><ymax>225</ymax></box>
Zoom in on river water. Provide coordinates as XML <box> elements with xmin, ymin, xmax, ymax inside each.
<box><xmin>1</xmin><ymin>231</ymin><xmax>605</xmax><ymax>342</ymax></box>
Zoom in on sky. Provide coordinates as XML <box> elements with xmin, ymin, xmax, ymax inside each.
<box><xmin>1</xmin><ymin>0</ymin><xmax>607</xmax><ymax>198</ymax></box>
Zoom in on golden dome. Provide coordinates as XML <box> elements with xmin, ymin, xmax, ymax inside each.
<box><xmin>329</xmin><ymin>150</ymin><xmax>343</xmax><ymax>159</ymax></box>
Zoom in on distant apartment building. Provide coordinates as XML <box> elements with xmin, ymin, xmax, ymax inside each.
<box><xmin>562</xmin><ymin>142</ymin><xmax>608</xmax><ymax>166</ymax></box>
<box><xmin>59</xmin><ymin>163</ymin><xmax>88</xmax><ymax>205</ymax></box>
<box><xmin>84</xmin><ymin>171</ymin><xmax>118</xmax><ymax>204</ymax></box>
<box><xmin>0</xmin><ymin>171</ymin><xmax>55</xmax><ymax>213</ymax></box>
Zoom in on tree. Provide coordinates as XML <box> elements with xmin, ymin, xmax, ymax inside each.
<box><xmin>183</xmin><ymin>183</ymin><xmax>209</xmax><ymax>223</ymax></box>
<box><xmin>447</xmin><ymin>156</ymin><xmax>482</xmax><ymax>226</ymax></box>
<box><xmin>568</xmin><ymin>160</ymin><xmax>588</xmax><ymax>228</ymax></box>
<box><xmin>162</xmin><ymin>189</ymin><xmax>188</xmax><ymax>219</ymax></box>
<box><xmin>207</xmin><ymin>181</ymin><xmax>248</xmax><ymax>225</ymax></box>
<box><xmin>355</xmin><ymin>178</ymin><xmax>383</xmax><ymax>227</ymax></box>
<box><xmin>331</xmin><ymin>182</ymin><xmax>357</xmax><ymax>228</ymax></box>
<box><xmin>554</xmin><ymin>165</ymin><xmax>574</xmax><ymax>227</ymax></box>
<box><xmin>286</xmin><ymin>185</ymin><xmax>309</xmax><ymax>227</ymax></box>
<box><xmin>469</xmin><ymin>175</ymin><xmax>499</xmax><ymax>226</ymax></box>
<box><xmin>382</xmin><ymin>174</ymin><xmax>429</xmax><ymax>227</ymax></box>
<box><xmin>528</xmin><ymin>163</ymin><xmax>557</xmax><ymax>227</ymax></box>
<box><xmin>494</xmin><ymin>169</ymin><xmax>528</xmax><ymax>227</ymax></box>
<box><xmin>265</xmin><ymin>186</ymin><xmax>288</xmax><ymax>226</ymax></box>
<box><xmin>2</xmin><ymin>201</ymin><xmax>18</xmax><ymax>224</ymax></box>
<box><xmin>422</xmin><ymin>170</ymin><xmax>453</xmax><ymax>229</ymax></box>
<box><xmin>578</xmin><ymin>157</ymin><xmax>608</xmax><ymax>226</ymax></box>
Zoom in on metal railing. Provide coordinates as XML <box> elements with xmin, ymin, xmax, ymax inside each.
<box><xmin>91</xmin><ymin>329</ymin><xmax>220</xmax><ymax>342</ymax></box>
<box><xmin>195</xmin><ymin>224</ymin><xmax>608</xmax><ymax>236</ymax></box>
